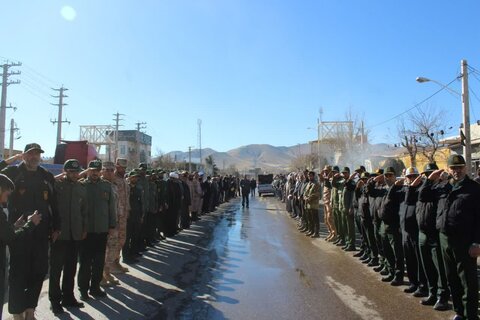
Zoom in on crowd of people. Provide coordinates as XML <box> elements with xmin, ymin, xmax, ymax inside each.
<box><xmin>280</xmin><ymin>154</ymin><xmax>480</xmax><ymax>320</ymax></box>
<box><xmin>0</xmin><ymin>142</ymin><xmax>253</xmax><ymax>320</ymax></box>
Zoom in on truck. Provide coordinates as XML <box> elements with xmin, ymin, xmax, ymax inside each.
<box><xmin>257</xmin><ymin>174</ymin><xmax>275</xmax><ymax>197</ymax></box>
<box><xmin>53</xmin><ymin>140</ymin><xmax>98</xmax><ymax>171</ymax></box>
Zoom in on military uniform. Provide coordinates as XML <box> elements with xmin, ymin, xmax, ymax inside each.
<box><xmin>1</xmin><ymin>143</ymin><xmax>60</xmax><ymax>316</ymax></box>
<box><xmin>0</xmin><ymin>174</ymin><xmax>37</xmax><ymax>320</ymax></box>
<box><xmin>112</xmin><ymin>159</ymin><xmax>130</xmax><ymax>271</ymax></box>
<box><xmin>425</xmin><ymin>155</ymin><xmax>480</xmax><ymax>319</ymax></box>
<box><xmin>49</xmin><ymin>159</ymin><xmax>88</xmax><ymax>312</ymax></box>
<box><xmin>303</xmin><ymin>174</ymin><xmax>321</xmax><ymax>237</ymax></box>
<box><xmin>416</xmin><ymin>163</ymin><xmax>450</xmax><ymax>310</ymax></box>
<box><xmin>78</xmin><ymin>160</ymin><xmax>116</xmax><ymax>299</ymax></box>
<box><xmin>124</xmin><ymin>170</ymin><xmax>143</xmax><ymax>262</ymax></box>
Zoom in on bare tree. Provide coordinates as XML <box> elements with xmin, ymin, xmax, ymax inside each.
<box><xmin>397</xmin><ymin>117</ymin><xmax>418</xmax><ymax>167</ymax></box>
<box><xmin>409</xmin><ymin>105</ymin><xmax>445</xmax><ymax>163</ymax></box>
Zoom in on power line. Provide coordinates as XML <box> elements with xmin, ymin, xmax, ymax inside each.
<box><xmin>367</xmin><ymin>76</ymin><xmax>460</xmax><ymax>130</ymax></box>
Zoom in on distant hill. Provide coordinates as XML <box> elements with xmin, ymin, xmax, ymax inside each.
<box><xmin>164</xmin><ymin>143</ymin><xmax>314</xmax><ymax>172</ymax></box>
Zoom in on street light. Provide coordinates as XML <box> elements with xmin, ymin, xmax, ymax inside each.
<box><xmin>415</xmin><ymin>77</ymin><xmax>461</xmax><ymax>97</ymax></box>
<box><xmin>416</xmin><ymin>59</ymin><xmax>471</xmax><ymax>175</ymax></box>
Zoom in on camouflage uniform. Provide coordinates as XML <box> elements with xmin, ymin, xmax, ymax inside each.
<box><xmin>104</xmin><ymin>182</ymin><xmax>119</xmax><ymax>273</ymax></box>
<box><xmin>113</xmin><ymin>173</ymin><xmax>130</xmax><ymax>260</ymax></box>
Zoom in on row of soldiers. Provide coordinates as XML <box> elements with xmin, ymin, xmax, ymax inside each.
<box><xmin>284</xmin><ymin>154</ymin><xmax>480</xmax><ymax>320</ymax></box>
<box><xmin>0</xmin><ymin>142</ymin><xmax>241</xmax><ymax>319</ymax></box>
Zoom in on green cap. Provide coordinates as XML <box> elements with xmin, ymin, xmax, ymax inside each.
<box><xmin>88</xmin><ymin>160</ymin><xmax>102</xmax><ymax>170</ymax></box>
<box><xmin>341</xmin><ymin>167</ymin><xmax>350</xmax><ymax>173</ymax></box>
<box><xmin>128</xmin><ymin>169</ymin><xmax>141</xmax><ymax>177</ymax></box>
<box><xmin>139</xmin><ymin>162</ymin><xmax>148</xmax><ymax>170</ymax></box>
<box><xmin>360</xmin><ymin>172</ymin><xmax>370</xmax><ymax>179</ymax></box>
<box><xmin>332</xmin><ymin>166</ymin><xmax>340</xmax><ymax>172</ymax></box>
<box><xmin>384</xmin><ymin>166</ymin><xmax>396</xmax><ymax>175</ymax></box>
<box><xmin>447</xmin><ymin>154</ymin><xmax>466</xmax><ymax>167</ymax></box>
<box><xmin>422</xmin><ymin>162</ymin><xmax>439</xmax><ymax>174</ymax></box>
<box><xmin>64</xmin><ymin>159</ymin><xmax>81</xmax><ymax>172</ymax></box>
<box><xmin>24</xmin><ymin>143</ymin><xmax>44</xmax><ymax>154</ymax></box>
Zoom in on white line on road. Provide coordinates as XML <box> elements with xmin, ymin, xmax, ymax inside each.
<box><xmin>325</xmin><ymin>276</ymin><xmax>383</xmax><ymax>320</ymax></box>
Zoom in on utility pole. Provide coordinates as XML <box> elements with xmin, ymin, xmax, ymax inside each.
<box><xmin>135</xmin><ymin>122</ymin><xmax>147</xmax><ymax>164</ymax></box>
<box><xmin>198</xmin><ymin>119</ymin><xmax>202</xmax><ymax>169</ymax></box>
<box><xmin>1</xmin><ymin>61</ymin><xmax>21</xmax><ymax>159</ymax></box>
<box><xmin>9</xmin><ymin>118</ymin><xmax>20</xmax><ymax>157</ymax></box>
<box><xmin>51</xmin><ymin>86</ymin><xmax>69</xmax><ymax>146</ymax></box>
<box><xmin>188</xmin><ymin>146</ymin><xmax>195</xmax><ymax>172</ymax></box>
<box><xmin>112</xmin><ymin>112</ymin><xmax>124</xmax><ymax>160</ymax></box>
<box><xmin>360</xmin><ymin>120</ymin><xmax>365</xmax><ymax>149</ymax></box>
<box><xmin>461</xmin><ymin>59</ymin><xmax>472</xmax><ymax>175</ymax></box>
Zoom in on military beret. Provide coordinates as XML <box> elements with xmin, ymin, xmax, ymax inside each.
<box><xmin>88</xmin><ymin>160</ymin><xmax>102</xmax><ymax>170</ymax></box>
<box><xmin>447</xmin><ymin>154</ymin><xmax>466</xmax><ymax>167</ymax></box>
<box><xmin>24</xmin><ymin>143</ymin><xmax>44</xmax><ymax>154</ymax></box>
<box><xmin>64</xmin><ymin>159</ymin><xmax>81</xmax><ymax>172</ymax></box>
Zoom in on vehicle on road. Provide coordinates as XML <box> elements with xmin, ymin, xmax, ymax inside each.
<box><xmin>257</xmin><ymin>174</ymin><xmax>275</xmax><ymax>196</ymax></box>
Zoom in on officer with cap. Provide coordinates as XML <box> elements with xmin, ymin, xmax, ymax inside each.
<box><xmin>416</xmin><ymin>162</ymin><xmax>450</xmax><ymax>310</ymax></box>
<box><xmin>1</xmin><ymin>143</ymin><xmax>60</xmax><ymax>319</ymax></box>
<box><xmin>339</xmin><ymin>167</ymin><xmax>357</xmax><ymax>251</ymax></box>
<box><xmin>0</xmin><ymin>173</ymin><xmax>41</xmax><ymax>320</ymax></box>
<box><xmin>398</xmin><ymin>167</ymin><xmax>428</xmax><ymax>297</ymax></box>
<box><xmin>424</xmin><ymin>155</ymin><xmax>480</xmax><ymax>319</ymax></box>
<box><xmin>78</xmin><ymin>160</ymin><xmax>116</xmax><ymax>300</ymax></box>
<box><xmin>123</xmin><ymin>169</ymin><xmax>143</xmax><ymax>264</ymax></box>
<box><xmin>303</xmin><ymin>171</ymin><xmax>321</xmax><ymax>237</ymax></box>
<box><xmin>137</xmin><ymin>163</ymin><xmax>149</xmax><ymax>250</ymax></box>
<box><xmin>48</xmin><ymin>159</ymin><xmax>87</xmax><ymax>314</ymax></box>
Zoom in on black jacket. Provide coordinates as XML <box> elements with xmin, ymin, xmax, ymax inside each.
<box><xmin>416</xmin><ymin>178</ymin><xmax>440</xmax><ymax>235</ymax></box>
<box><xmin>422</xmin><ymin>176</ymin><xmax>480</xmax><ymax>244</ymax></box>
<box><xmin>399</xmin><ymin>185</ymin><xmax>419</xmax><ymax>233</ymax></box>
<box><xmin>378</xmin><ymin>184</ymin><xmax>403</xmax><ymax>227</ymax></box>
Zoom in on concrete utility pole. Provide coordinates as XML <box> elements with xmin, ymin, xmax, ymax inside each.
<box><xmin>9</xmin><ymin>118</ymin><xmax>20</xmax><ymax>157</ymax></box>
<box><xmin>461</xmin><ymin>59</ymin><xmax>472</xmax><ymax>175</ymax></box>
<box><xmin>112</xmin><ymin>112</ymin><xmax>124</xmax><ymax>160</ymax></box>
<box><xmin>51</xmin><ymin>86</ymin><xmax>69</xmax><ymax>146</ymax></box>
<box><xmin>135</xmin><ymin>122</ymin><xmax>147</xmax><ymax>164</ymax></box>
<box><xmin>188</xmin><ymin>146</ymin><xmax>195</xmax><ymax>172</ymax></box>
<box><xmin>1</xmin><ymin>61</ymin><xmax>21</xmax><ymax>159</ymax></box>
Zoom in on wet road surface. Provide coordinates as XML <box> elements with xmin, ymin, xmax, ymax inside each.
<box><xmin>177</xmin><ymin>196</ymin><xmax>455</xmax><ymax>320</ymax></box>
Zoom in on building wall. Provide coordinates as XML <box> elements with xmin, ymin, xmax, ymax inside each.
<box><xmin>397</xmin><ymin>147</ymin><xmax>451</xmax><ymax>171</ymax></box>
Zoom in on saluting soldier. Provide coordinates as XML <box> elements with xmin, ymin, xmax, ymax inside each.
<box><xmin>78</xmin><ymin>160</ymin><xmax>116</xmax><ymax>301</ymax></box>
<box><xmin>111</xmin><ymin>158</ymin><xmax>130</xmax><ymax>273</ymax></box>
<box><xmin>100</xmin><ymin>161</ymin><xmax>120</xmax><ymax>287</ymax></box>
<box><xmin>303</xmin><ymin>171</ymin><xmax>321</xmax><ymax>238</ymax></box>
<box><xmin>425</xmin><ymin>155</ymin><xmax>480</xmax><ymax>320</ymax></box>
<box><xmin>49</xmin><ymin>159</ymin><xmax>88</xmax><ymax>314</ymax></box>
<box><xmin>1</xmin><ymin>143</ymin><xmax>60</xmax><ymax>320</ymax></box>
<box><xmin>0</xmin><ymin>173</ymin><xmax>41</xmax><ymax>320</ymax></box>
<box><xmin>123</xmin><ymin>169</ymin><xmax>143</xmax><ymax>264</ymax></box>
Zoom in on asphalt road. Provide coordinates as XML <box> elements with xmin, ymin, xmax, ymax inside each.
<box><xmin>2</xmin><ymin>195</ymin><xmax>457</xmax><ymax>320</ymax></box>
<box><xmin>175</xmin><ymin>195</ymin><xmax>456</xmax><ymax>320</ymax></box>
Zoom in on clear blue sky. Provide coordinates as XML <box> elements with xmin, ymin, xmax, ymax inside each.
<box><xmin>2</xmin><ymin>0</ymin><xmax>480</xmax><ymax>157</ymax></box>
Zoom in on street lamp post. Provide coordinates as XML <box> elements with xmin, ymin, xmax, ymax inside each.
<box><xmin>416</xmin><ymin>59</ymin><xmax>472</xmax><ymax>175</ymax></box>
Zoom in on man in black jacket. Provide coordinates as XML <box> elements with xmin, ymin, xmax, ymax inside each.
<box><xmin>0</xmin><ymin>173</ymin><xmax>41</xmax><ymax>320</ymax></box>
<box><xmin>416</xmin><ymin>163</ymin><xmax>450</xmax><ymax>311</ymax></box>
<box><xmin>375</xmin><ymin>167</ymin><xmax>405</xmax><ymax>286</ymax></box>
<box><xmin>424</xmin><ymin>155</ymin><xmax>480</xmax><ymax>320</ymax></box>
<box><xmin>2</xmin><ymin>143</ymin><xmax>61</xmax><ymax>319</ymax></box>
